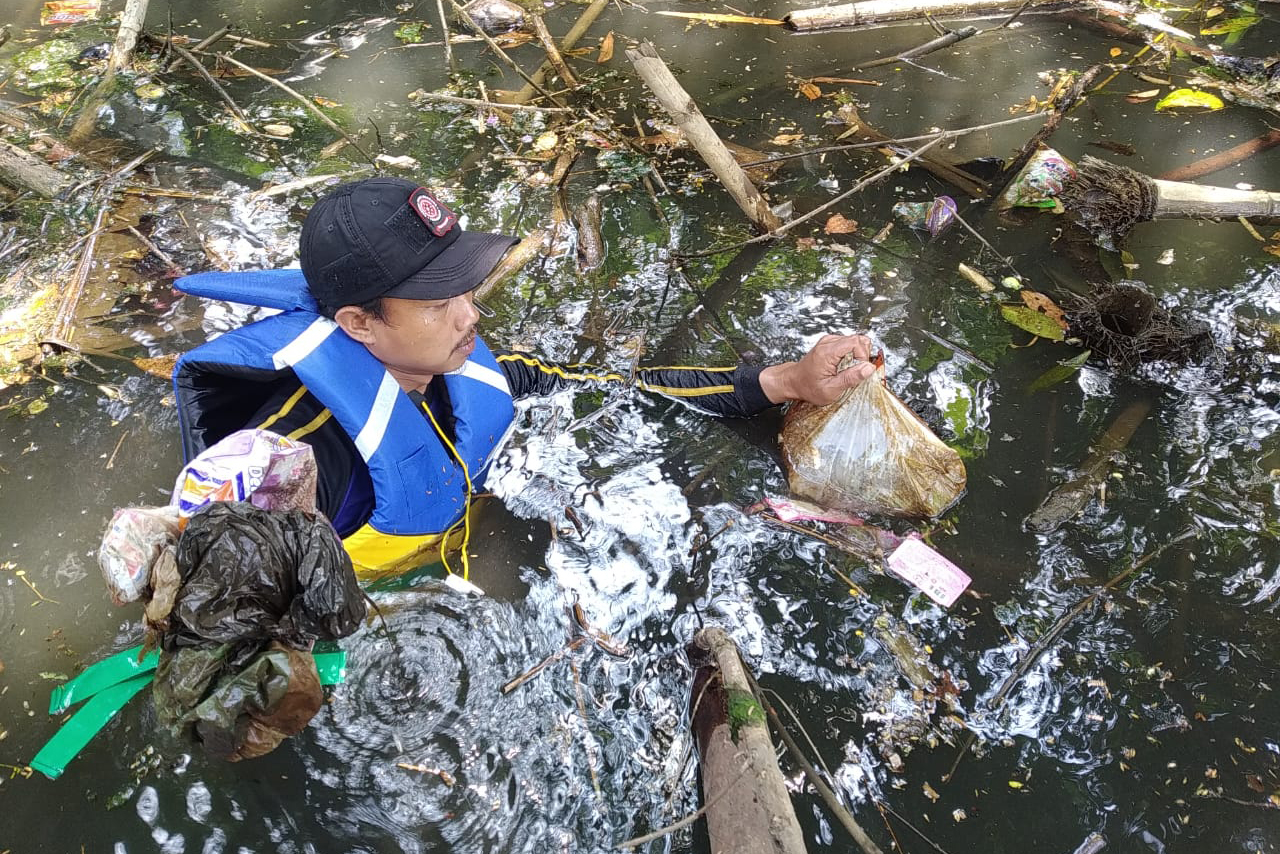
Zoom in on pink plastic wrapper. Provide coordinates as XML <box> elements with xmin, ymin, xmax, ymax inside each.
<box><xmin>172</xmin><ymin>429</ymin><xmax>318</xmax><ymax>518</ymax></box>
<box><xmin>886</xmin><ymin>537</ymin><xmax>971</xmax><ymax>608</ymax></box>
<box><xmin>98</xmin><ymin>506</ymin><xmax>182</xmax><ymax>605</ymax></box>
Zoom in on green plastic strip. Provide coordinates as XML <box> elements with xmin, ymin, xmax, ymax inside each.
<box><xmin>48</xmin><ymin>645</ymin><xmax>158</xmax><ymax>715</ymax></box>
<box><xmin>31</xmin><ymin>674</ymin><xmax>152</xmax><ymax>780</ymax></box>
<box><xmin>33</xmin><ymin>649</ymin><xmax>348</xmax><ymax>780</ymax></box>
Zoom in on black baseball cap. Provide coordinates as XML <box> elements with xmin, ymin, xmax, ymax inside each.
<box><xmin>299</xmin><ymin>177</ymin><xmax>518</xmax><ymax>308</ymax></box>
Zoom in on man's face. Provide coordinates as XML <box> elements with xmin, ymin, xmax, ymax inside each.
<box><xmin>353</xmin><ymin>291</ymin><xmax>480</xmax><ymax>390</ymax></box>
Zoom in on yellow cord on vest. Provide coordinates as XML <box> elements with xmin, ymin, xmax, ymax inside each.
<box><xmin>420</xmin><ymin>400</ymin><xmax>474</xmax><ymax>580</ymax></box>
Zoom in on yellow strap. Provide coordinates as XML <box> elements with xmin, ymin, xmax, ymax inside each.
<box><xmin>255</xmin><ymin>384</ymin><xmax>310</xmax><ymax>431</ymax></box>
<box><xmin>496</xmin><ymin>353</ymin><xmax>624</xmax><ymax>384</ymax></box>
<box><xmin>418</xmin><ymin>399</ymin><xmax>475</xmax><ymax>580</ymax></box>
<box><xmin>636</xmin><ymin>381</ymin><xmax>735</xmax><ymax>397</ymax></box>
<box><xmin>286</xmin><ymin>408</ymin><xmax>333</xmax><ymax>441</ymax></box>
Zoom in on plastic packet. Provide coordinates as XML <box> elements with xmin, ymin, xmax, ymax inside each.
<box><xmin>999</xmin><ymin>147</ymin><xmax>1075</xmax><ymax>209</ymax></box>
<box><xmin>98</xmin><ymin>506</ymin><xmax>182</xmax><ymax>605</ymax></box>
<box><xmin>780</xmin><ymin>356</ymin><xmax>967</xmax><ymax>518</ymax></box>
<box><xmin>173</xmin><ymin>429</ymin><xmax>318</xmax><ymax>518</ymax></box>
<box><xmin>892</xmin><ymin>195</ymin><xmax>957</xmax><ymax>237</ymax></box>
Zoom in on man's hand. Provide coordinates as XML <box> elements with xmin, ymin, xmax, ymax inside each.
<box><xmin>759</xmin><ymin>334</ymin><xmax>877</xmax><ymax>406</ymax></box>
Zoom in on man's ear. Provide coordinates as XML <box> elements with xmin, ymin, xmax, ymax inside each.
<box><xmin>334</xmin><ymin>305</ymin><xmax>377</xmax><ymax>343</ymax></box>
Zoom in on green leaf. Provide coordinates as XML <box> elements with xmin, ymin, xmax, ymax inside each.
<box><xmin>1154</xmin><ymin>88</ymin><xmax>1225</xmax><ymax>112</ymax></box>
<box><xmin>1000</xmin><ymin>305</ymin><xmax>1065</xmax><ymax>342</ymax></box>
<box><xmin>1199</xmin><ymin>14</ymin><xmax>1258</xmax><ymax>35</ymax></box>
<box><xmin>1028</xmin><ymin>350</ymin><xmax>1091</xmax><ymax>393</ymax></box>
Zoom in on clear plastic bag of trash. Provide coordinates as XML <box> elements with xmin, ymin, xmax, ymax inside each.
<box><xmin>98</xmin><ymin>505</ymin><xmax>182</xmax><ymax>605</ymax></box>
<box><xmin>781</xmin><ymin>355</ymin><xmax>966</xmax><ymax>518</ymax></box>
<box><xmin>172</xmin><ymin>428</ymin><xmax>318</xmax><ymax>518</ymax></box>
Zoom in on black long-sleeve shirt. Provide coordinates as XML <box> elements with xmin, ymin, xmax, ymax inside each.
<box><xmin>244</xmin><ymin>351</ymin><xmax>775</xmax><ymax>534</ymax></box>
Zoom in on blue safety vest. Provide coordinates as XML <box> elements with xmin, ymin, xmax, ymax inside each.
<box><xmin>172</xmin><ymin>270</ymin><xmax>515</xmax><ymax>574</ymax></box>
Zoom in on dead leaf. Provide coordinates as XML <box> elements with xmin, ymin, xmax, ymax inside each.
<box><xmin>653</xmin><ymin>10</ymin><xmax>783</xmax><ymax>25</ymax></box>
<box><xmin>1020</xmin><ymin>290</ymin><xmax>1068</xmax><ymax>329</ymax></box>
<box><xmin>795</xmin><ymin>237</ymin><xmax>817</xmax><ymax>250</ymax></box>
<box><xmin>1109</xmin><ymin>46</ymin><xmax>1124</xmax><ymax>57</ymax></box>
<box><xmin>770</xmin><ymin>133</ymin><xmax>804</xmax><ymax>146</ymax></box>
<box><xmin>597</xmin><ymin>31</ymin><xmax>614</xmax><ymax>63</ymax></box>
<box><xmin>798</xmin><ymin>81</ymin><xmax>822</xmax><ymax>100</ymax></box>
<box><xmin>313</xmin><ymin>96</ymin><xmax>341</xmax><ymax>108</ymax></box>
<box><xmin>1126</xmin><ymin>89</ymin><xmax>1162</xmax><ymax>103</ymax></box>
<box><xmin>824</xmin><ymin>213</ymin><xmax>857</xmax><ymax>234</ymax></box>
<box><xmin>1246</xmin><ymin>773</ymin><xmax>1265</xmax><ymax>792</ymax></box>
<box><xmin>923</xmin><ymin>782</ymin><xmax>940</xmax><ymax>802</ymax></box>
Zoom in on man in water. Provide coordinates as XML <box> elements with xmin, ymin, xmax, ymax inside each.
<box><xmin>174</xmin><ymin>177</ymin><xmax>875</xmax><ymax>576</ymax></box>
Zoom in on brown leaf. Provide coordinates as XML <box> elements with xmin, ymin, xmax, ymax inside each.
<box><xmin>1020</xmin><ymin>290</ymin><xmax>1068</xmax><ymax>329</ymax></box>
<box><xmin>131</xmin><ymin>354</ymin><xmax>178</xmax><ymax>379</ymax></box>
<box><xmin>798</xmin><ymin>81</ymin><xmax>822</xmax><ymax>100</ymax></box>
<box><xmin>1246</xmin><ymin>773</ymin><xmax>1266</xmax><ymax>792</ymax></box>
<box><xmin>770</xmin><ymin>133</ymin><xmax>804</xmax><ymax>146</ymax></box>
<box><xmin>824</xmin><ymin>214</ymin><xmax>858</xmax><ymax>234</ymax></box>
<box><xmin>596</xmin><ymin>31</ymin><xmax>614</xmax><ymax>63</ymax></box>
<box><xmin>1109</xmin><ymin>46</ymin><xmax>1124</xmax><ymax>57</ymax></box>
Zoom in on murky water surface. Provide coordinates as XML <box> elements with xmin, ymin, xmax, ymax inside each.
<box><xmin>1</xmin><ymin>0</ymin><xmax>1279</xmax><ymax>851</ymax></box>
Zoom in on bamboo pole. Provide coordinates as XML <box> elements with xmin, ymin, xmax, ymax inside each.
<box><xmin>627</xmin><ymin>42</ymin><xmax>781</xmax><ymax>232</ymax></box>
<box><xmin>510</xmin><ymin>0</ymin><xmax>608</xmax><ymax>104</ymax></box>
<box><xmin>689</xmin><ymin>628</ymin><xmax>807</xmax><ymax>854</ymax></box>
<box><xmin>1062</xmin><ymin>155</ymin><xmax>1280</xmax><ymax>247</ymax></box>
<box><xmin>0</xmin><ymin>140</ymin><xmax>72</xmax><ymax>198</ymax></box>
<box><xmin>785</xmin><ymin>0</ymin><xmax>1062</xmax><ymax>30</ymax></box>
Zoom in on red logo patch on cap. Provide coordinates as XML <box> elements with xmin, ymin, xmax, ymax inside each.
<box><xmin>409</xmin><ymin>188</ymin><xmax>458</xmax><ymax>237</ymax></box>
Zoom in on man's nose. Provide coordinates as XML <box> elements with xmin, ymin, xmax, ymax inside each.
<box><xmin>453</xmin><ymin>293</ymin><xmax>480</xmax><ymax>328</ymax></box>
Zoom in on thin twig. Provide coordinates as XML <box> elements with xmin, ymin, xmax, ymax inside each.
<box><xmin>167</xmin><ymin>41</ymin><xmax>253</xmax><ymax>129</ymax></box>
<box><xmin>501</xmin><ymin>636</ymin><xmax>587</xmax><ymax>693</ymax></box>
<box><xmin>615</xmin><ymin>754</ymin><xmax>753</xmax><ymax>849</ymax></box>
<box><xmin>878</xmin><ymin>801</ymin><xmax>956</xmax><ymax>854</ymax></box>
<box><xmin>412</xmin><ymin>91</ymin><xmax>573</xmax><ymax>113</ymax></box>
<box><xmin>857</xmin><ymin>24</ymin><xmax>978</xmax><ymax>70</ymax></box>
<box><xmin>949</xmin><ymin>207</ymin><xmax>1019</xmax><ymax>276</ymax></box>
<box><xmin>733</xmin><ymin>112</ymin><xmax>1046</xmax><ymax>171</ymax></box>
<box><xmin>448</xmin><ymin>0</ymin><xmax>569</xmax><ymax>108</ymax></box>
<box><xmin>126</xmin><ymin>226</ymin><xmax>182</xmax><ymax>276</ymax></box>
<box><xmin>746</xmin><ymin>670</ymin><xmax>885</xmax><ymax>854</ymax></box>
<box><xmin>677</xmin><ymin>136</ymin><xmax>946</xmax><ymax>259</ymax></box>
<box><xmin>164</xmin><ymin>26</ymin><xmax>230</xmax><ymax>72</ymax></box>
<box><xmin>1194</xmin><ymin>791</ymin><xmax>1280</xmax><ymax>811</ymax></box>
<box><xmin>435</xmin><ymin>0</ymin><xmax>455</xmax><ymax>73</ymax></box>
<box><xmin>207</xmin><ymin>52</ymin><xmax>375</xmax><ymax>165</ymax></box>
<box><xmin>104</xmin><ymin>428</ymin><xmax>129</xmax><ymax>470</ymax></box>
<box><xmin>992</xmin><ymin>0</ymin><xmax>1036</xmax><ymax>30</ymax></box>
<box><xmin>989</xmin><ymin>529</ymin><xmax>1197</xmax><ymax>709</ymax></box>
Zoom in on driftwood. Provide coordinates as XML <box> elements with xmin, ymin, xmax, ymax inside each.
<box><xmin>0</xmin><ymin>140</ymin><xmax>71</xmax><ymax>198</ymax></box>
<box><xmin>109</xmin><ymin>0</ymin><xmax>149</xmax><ymax>74</ymax></box>
<box><xmin>785</xmin><ymin>0</ymin><xmax>1061</xmax><ymax>30</ymax></box>
<box><xmin>510</xmin><ymin>0</ymin><xmax>608</xmax><ymax>104</ymax></box>
<box><xmin>1159</xmin><ymin>129</ymin><xmax>1280</xmax><ymax>182</ymax></box>
<box><xmin>1023</xmin><ymin>398</ymin><xmax>1151</xmax><ymax>533</ymax></box>
<box><xmin>530</xmin><ymin>15</ymin><xmax>578</xmax><ymax>88</ymax></box>
<box><xmin>688</xmin><ymin>628</ymin><xmax>807</xmax><ymax>854</ymax></box>
<box><xmin>837</xmin><ymin>103</ymin><xmax>987</xmax><ymax>198</ymax></box>
<box><xmin>1062</xmin><ymin>155</ymin><xmax>1280</xmax><ymax>248</ymax></box>
<box><xmin>474</xmin><ymin>229</ymin><xmax>550</xmax><ymax>302</ymax></box>
<box><xmin>628</xmin><ymin>42</ymin><xmax>781</xmax><ymax>232</ymax></box>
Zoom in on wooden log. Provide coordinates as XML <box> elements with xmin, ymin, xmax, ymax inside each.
<box><xmin>689</xmin><ymin>628</ymin><xmax>807</xmax><ymax>854</ymax></box>
<box><xmin>1158</xmin><ymin>129</ymin><xmax>1280</xmax><ymax>182</ymax></box>
<box><xmin>628</xmin><ymin>42</ymin><xmax>781</xmax><ymax>232</ymax></box>
<box><xmin>0</xmin><ymin>140</ymin><xmax>71</xmax><ymax>198</ymax></box>
<box><xmin>1062</xmin><ymin>155</ymin><xmax>1280</xmax><ymax>247</ymax></box>
<box><xmin>1024</xmin><ymin>398</ymin><xmax>1150</xmax><ymax>533</ymax></box>
<box><xmin>785</xmin><ymin>0</ymin><xmax>1062</xmax><ymax>30</ymax></box>
<box><xmin>510</xmin><ymin>0</ymin><xmax>607</xmax><ymax>104</ymax></box>
<box><xmin>109</xmin><ymin>0</ymin><xmax>150</xmax><ymax>74</ymax></box>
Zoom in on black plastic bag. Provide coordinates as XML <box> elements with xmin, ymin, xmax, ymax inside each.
<box><xmin>167</xmin><ymin>502</ymin><xmax>365</xmax><ymax>651</ymax></box>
